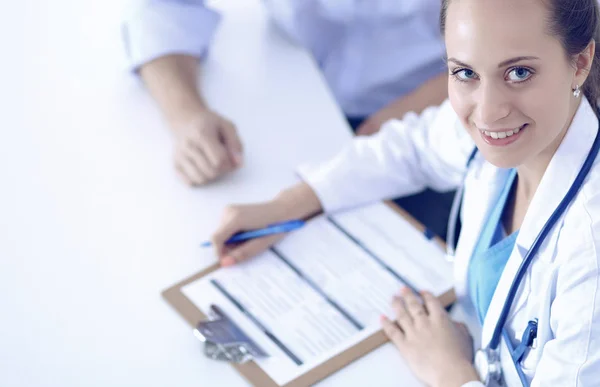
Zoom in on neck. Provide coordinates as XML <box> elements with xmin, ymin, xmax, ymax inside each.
<box><xmin>515</xmin><ymin>163</ymin><xmax>545</xmax><ymax>203</ymax></box>
<box><xmin>516</xmin><ymin>98</ymin><xmax>582</xmax><ymax>202</ymax></box>
<box><xmin>504</xmin><ymin>98</ymin><xmax>582</xmax><ymax>234</ymax></box>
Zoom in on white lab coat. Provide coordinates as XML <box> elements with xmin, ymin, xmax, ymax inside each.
<box><xmin>300</xmin><ymin>98</ymin><xmax>600</xmax><ymax>386</ymax></box>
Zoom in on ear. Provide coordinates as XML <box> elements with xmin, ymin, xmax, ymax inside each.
<box><xmin>573</xmin><ymin>39</ymin><xmax>595</xmax><ymax>88</ymax></box>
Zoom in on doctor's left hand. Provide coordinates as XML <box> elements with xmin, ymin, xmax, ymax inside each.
<box><xmin>381</xmin><ymin>288</ymin><xmax>479</xmax><ymax>387</ymax></box>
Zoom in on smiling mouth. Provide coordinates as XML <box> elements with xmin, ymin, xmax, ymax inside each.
<box><xmin>479</xmin><ymin>124</ymin><xmax>528</xmax><ymax>139</ymax></box>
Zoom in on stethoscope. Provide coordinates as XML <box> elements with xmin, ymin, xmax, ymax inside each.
<box><xmin>445</xmin><ymin>126</ymin><xmax>600</xmax><ymax>386</ymax></box>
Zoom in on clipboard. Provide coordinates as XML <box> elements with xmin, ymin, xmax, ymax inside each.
<box><xmin>162</xmin><ymin>201</ymin><xmax>456</xmax><ymax>387</ymax></box>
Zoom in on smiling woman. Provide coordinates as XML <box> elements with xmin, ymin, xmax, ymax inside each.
<box><xmin>209</xmin><ymin>0</ymin><xmax>600</xmax><ymax>386</ymax></box>
<box><xmin>442</xmin><ymin>0</ymin><xmax>598</xmax><ymax>172</ymax></box>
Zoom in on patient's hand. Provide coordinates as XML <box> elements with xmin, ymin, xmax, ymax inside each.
<box><xmin>172</xmin><ymin>109</ymin><xmax>243</xmax><ymax>186</ymax></box>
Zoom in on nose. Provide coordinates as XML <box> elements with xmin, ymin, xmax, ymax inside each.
<box><xmin>475</xmin><ymin>81</ymin><xmax>511</xmax><ymax>127</ymax></box>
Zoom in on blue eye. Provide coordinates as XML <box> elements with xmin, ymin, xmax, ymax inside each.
<box><xmin>454</xmin><ymin>69</ymin><xmax>478</xmax><ymax>81</ymax></box>
<box><xmin>507</xmin><ymin>67</ymin><xmax>533</xmax><ymax>82</ymax></box>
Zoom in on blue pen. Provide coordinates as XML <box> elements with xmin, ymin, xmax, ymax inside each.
<box><xmin>200</xmin><ymin>219</ymin><xmax>306</xmax><ymax>247</ymax></box>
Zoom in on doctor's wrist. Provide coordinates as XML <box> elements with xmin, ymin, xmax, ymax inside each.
<box><xmin>274</xmin><ymin>183</ymin><xmax>323</xmax><ymax>220</ymax></box>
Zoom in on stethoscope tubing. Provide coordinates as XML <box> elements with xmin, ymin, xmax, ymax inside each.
<box><xmin>446</xmin><ymin>128</ymin><xmax>600</xmax><ymax>351</ymax></box>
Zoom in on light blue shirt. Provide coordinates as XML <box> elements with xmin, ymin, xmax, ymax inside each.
<box><xmin>468</xmin><ymin>169</ymin><xmax>519</xmax><ymax>321</ymax></box>
<box><xmin>121</xmin><ymin>0</ymin><xmax>446</xmax><ymax>117</ymax></box>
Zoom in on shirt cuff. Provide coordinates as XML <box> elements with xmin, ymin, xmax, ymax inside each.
<box><xmin>461</xmin><ymin>381</ymin><xmax>484</xmax><ymax>387</ymax></box>
<box><xmin>122</xmin><ymin>2</ymin><xmax>221</xmax><ymax>72</ymax></box>
<box><xmin>296</xmin><ymin>160</ymin><xmax>351</xmax><ymax>214</ymax></box>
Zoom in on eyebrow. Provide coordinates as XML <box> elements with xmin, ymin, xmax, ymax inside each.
<box><xmin>446</xmin><ymin>56</ymin><xmax>541</xmax><ymax>68</ymax></box>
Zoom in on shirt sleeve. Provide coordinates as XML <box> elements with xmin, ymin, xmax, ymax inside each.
<box><xmin>298</xmin><ymin>100</ymin><xmax>474</xmax><ymax>213</ymax></box>
<box><xmin>121</xmin><ymin>0</ymin><xmax>222</xmax><ymax>72</ymax></box>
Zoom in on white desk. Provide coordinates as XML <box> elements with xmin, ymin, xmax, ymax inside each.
<box><xmin>1</xmin><ymin>1</ymin><xmax>421</xmax><ymax>386</ymax></box>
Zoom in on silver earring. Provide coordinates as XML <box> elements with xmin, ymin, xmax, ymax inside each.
<box><xmin>573</xmin><ymin>84</ymin><xmax>581</xmax><ymax>98</ymax></box>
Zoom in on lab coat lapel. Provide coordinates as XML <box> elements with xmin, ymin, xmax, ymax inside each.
<box><xmin>454</xmin><ymin>160</ymin><xmax>510</xmax><ymax>299</ymax></box>
<box><xmin>481</xmin><ymin>98</ymin><xmax>599</xmax><ymax>347</ymax></box>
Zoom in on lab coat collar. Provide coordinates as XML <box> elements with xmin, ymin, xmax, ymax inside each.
<box><xmin>481</xmin><ymin>97</ymin><xmax>599</xmax><ymax>347</ymax></box>
<box><xmin>516</xmin><ymin>98</ymin><xmax>598</xmax><ymax>250</ymax></box>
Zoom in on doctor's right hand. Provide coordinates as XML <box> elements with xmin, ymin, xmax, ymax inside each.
<box><xmin>172</xmin><ymin>109</ymin><xmax>243</xmax><ymax>186</ymax></box>
<box><xmin>211</xmin><ymin>183</ymin><xmax>323</xmax><ymax>266</ymax></box>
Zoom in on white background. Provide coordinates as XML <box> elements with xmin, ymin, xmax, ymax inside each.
<box><xmin>1</xmin><ymin>1</ymin><xmax>423</xmax><ymax>386</ymax></box>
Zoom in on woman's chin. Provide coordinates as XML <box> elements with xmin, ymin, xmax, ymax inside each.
<box><xmin>478</xmin><ymin>150</ymin><xmax>522</xmax><ymax>170</ymax></box>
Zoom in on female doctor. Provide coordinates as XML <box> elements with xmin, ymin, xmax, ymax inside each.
<box><xmin>210</xmin><ymin>0</ymin><xmax>600</xmax><ymax>385</ymax></box>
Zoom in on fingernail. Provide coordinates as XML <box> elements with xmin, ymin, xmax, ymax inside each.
<box><xmin>380</xmin><ymin>314</ymin><xmax>388</xmax><ymax>322</ymax></box>
<box><xmin>221</xmin><ymin>256</ymin><xmax>236</xmax><ymax>267</ymax></box>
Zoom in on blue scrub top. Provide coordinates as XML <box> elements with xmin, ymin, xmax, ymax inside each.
<box><xmin>468</xmin><ymin>169</ymin><xmax>519</xmax><ymax>321</ymax></box>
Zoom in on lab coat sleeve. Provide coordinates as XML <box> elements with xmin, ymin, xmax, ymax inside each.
<box><xmin>299</xmin><ymin>100</ymin><xmax>474</xmax><ymax>213</ymax></box>
<box><xmin>121</xmin><ymin>0</ymin><xmax>221</xmax><ymax>72</ymax></box>
<box><xmin>529</xmin><ymin>201</ymin><xmax>600</xmax><ymax>386</ymax></box>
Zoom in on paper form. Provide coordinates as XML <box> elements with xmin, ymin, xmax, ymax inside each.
<box><xmin>182</xmin><ymin>202</ymin><xmax>452</xmax><ymax>386</ymax></box>
<box><xmin>329</xmin><ymin>202</ymin><xmax>453</xmax><ymax>295</ymax></box>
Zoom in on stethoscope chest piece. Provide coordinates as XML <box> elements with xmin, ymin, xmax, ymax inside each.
<box><xmin>475</xmin><ymin>347</ymin><xmax>502</xmax><ymax>385</ymax></box>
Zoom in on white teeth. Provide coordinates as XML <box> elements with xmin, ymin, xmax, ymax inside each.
<box><xmin>481</xmin><ymin>125</ymin><xmax>523</xmax><ymax>139</ymax></box>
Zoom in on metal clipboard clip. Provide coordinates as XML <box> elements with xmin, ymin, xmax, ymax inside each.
<box><xmin>194</xmin><ymin>304</ymin><xmax>269</xmax><ymax>364</ymax></box>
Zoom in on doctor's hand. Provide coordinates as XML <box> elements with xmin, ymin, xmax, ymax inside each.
<box><xmin>171</xmin><ymin>109</ymin><xmax>243</xmax><ymax>186</ymax></box>
<box><xmin>211</xmin><ymin>183</ymin><xmax>323</xmax><ymax>266</ymax></box>
<box><xmin>381</xmin><ymin>288</ymin><xmax>479</xmax><ymax>387</ymax></box>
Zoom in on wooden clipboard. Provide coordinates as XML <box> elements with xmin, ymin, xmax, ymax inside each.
<box><xmin>162</xmin><ymin>201</ymin><xmax>456</xmax><ymax>387</ymax></box>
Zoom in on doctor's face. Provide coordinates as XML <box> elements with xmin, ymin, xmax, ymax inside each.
<box><xmin>444</xmin><ymin>0</ymin><xmax>578</xmax><ymax>169</ymax></box>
